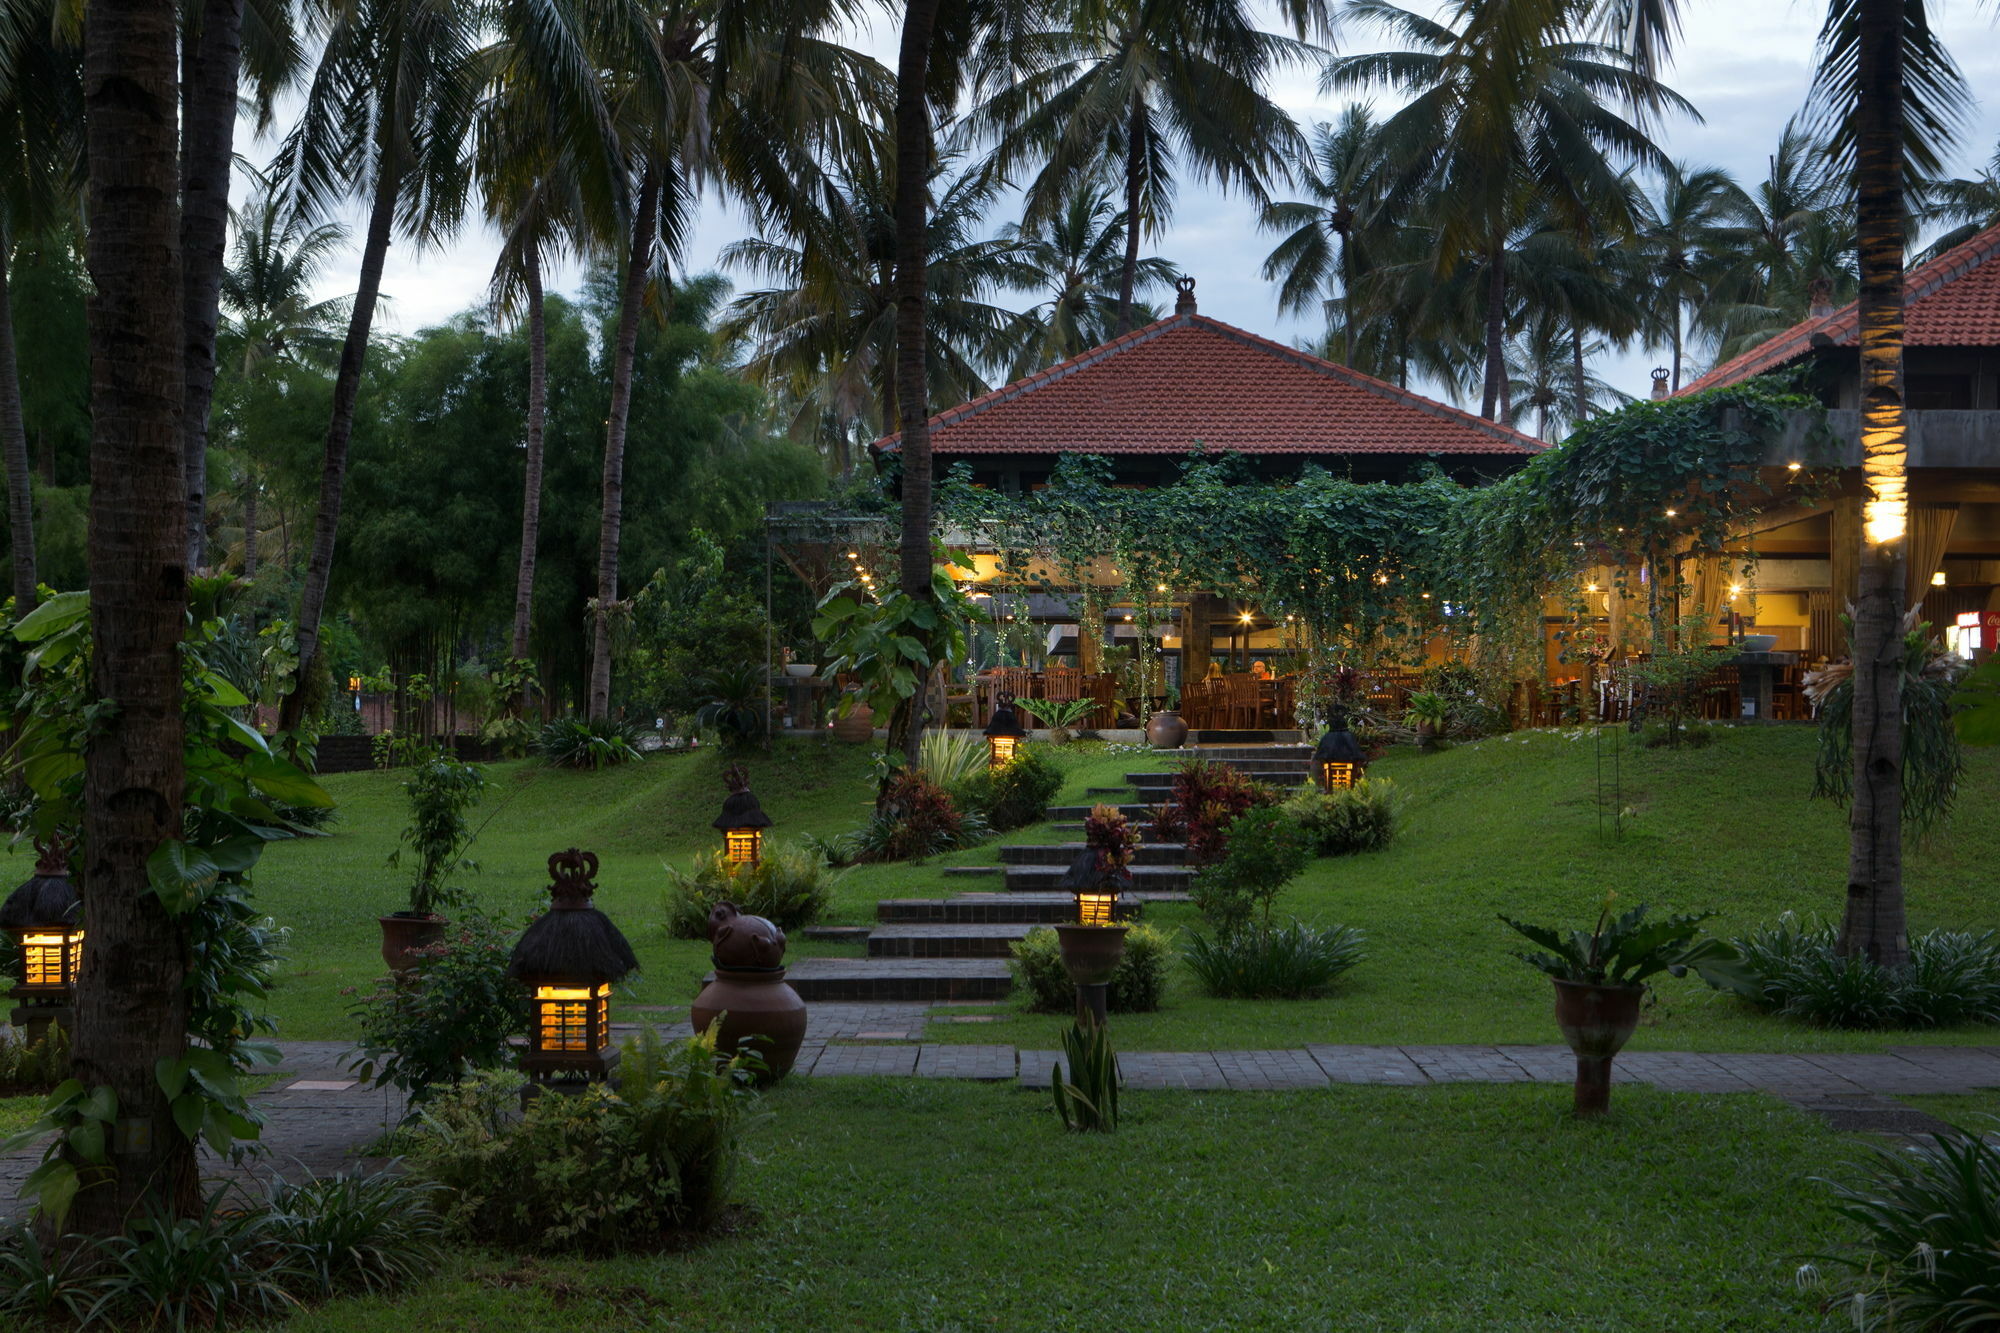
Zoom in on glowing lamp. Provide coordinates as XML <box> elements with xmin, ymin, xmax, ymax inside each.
<box><xmin>1931</xmin><ymin>571</ymin><xmax>1947</xmax><ymax>587</ymax></box>
<box><xmin>1055</xmin><ymin>841</ymin><xmax>1132</xmax><ymax>1026</ymax></box>
<box><xmin>713</xmin><ymin>763</ymin><xmax>772</xmax><ymax>865</ymax></box>
<box><xmin>1</xmin><ymin>838</ymin><xmax>83</xmax><ymax>1042</ymax></box>
<box><xmin>1320</xmin><ymin>761</ymin><xmax>1356</xmax><ymax>792</ymax></box>
<box><xmin>984</xmin><ymin>699</ymin><xmax>1026</xmax><ymax>769</ymax></box>
<box><xmin>348</xmin><ymin>675</ymin><xmax>361</xmax><ymax>693</ymax></box>
<box><xmin>1313</xmin><ymin>716</ymin><xmax>1366</xmax><ymax>793</ymax></box>
<box><xmin>507</xmin><ymin>849</ymin><xmax>639</xmax><ymax>1084</ymax></box>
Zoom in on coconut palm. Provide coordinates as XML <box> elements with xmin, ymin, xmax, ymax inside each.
<box><xmin>1512</xmin><ymin>217</ymin><xmax>1646</xmax><ymax>423</ymax></box>
<box><xmin>1916</xmin><ymin>139</ymin><xmax>2000</xmax><ymax>258</ymax></box>
<box><xmin>270</xmin><ymin>0</ymin><xmax>486</xmax><ymax>732</ymax></box>
<box><xmin>219</xmin><ymin>169</ymin><xmax>352</xmax><ymax>376</ymax></box>
<box><xmin>968</xmin><ymin>0</ymin><xmax>1331</xmax><ymax>335</ymax></box>
<box><xmin>1504</xmin><ymin>310</ymin><xmax>1630</xmax><ymax>440</ymax></box>
<box><xmin>1259</xmin><ymin>105</ymin><xmax>1397</xmax><ymax>367</ymax></box>
<box><xmin>1328</xmin><ymin>0</ymin><xmax>1689</xmax><ymax>420</ymax></box>
<box><xmin>721</xmin><ymin>150</ymin><xmax>1020</xmax><ymax>469</ymax></box>
<box><xmin>1634</xmin><ymin>160</ymin><xmax>1744</xmax><ymax>390</ymax></box>
<box><xmin>995</xmin><ymin>185</ymin><xmax>1178</xmax><ymax>376</ymax></box>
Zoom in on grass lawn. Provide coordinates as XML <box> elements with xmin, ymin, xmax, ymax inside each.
<box><xmin>36</xmin><ymin>725</ymin><xmax>1992</xmax><ymax>1053</ymax></box>
<box><xmin>272</xmin><ymin>1079</ymin><xmax>1849</xmax><ymax>1332</ymax></box>
<box><xmin>0</xmin><ymin>1095</ymin><xmax>36</xmax><ymax>1138</ymax></box>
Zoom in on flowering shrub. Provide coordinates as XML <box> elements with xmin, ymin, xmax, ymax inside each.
<box><xmin>1151</xmin><ymin>758</ymin><xmax>1279</xmax><ymax>865</ymax></box>
<box><xmin>1083</xmin><ymin>803</ymin><xmax>1140</xmax><ymax>882</ymax></box>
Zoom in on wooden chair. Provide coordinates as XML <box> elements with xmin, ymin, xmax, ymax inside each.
<box><xmin>1226</xmin><ymin>673</ymin><xmax>1262</xmax><ymax>728</ymax></box>
<box><xmin>1181</xmin><ymin>680</ymin><xmax>1210</xmax><ymax>729</ymax></box>
<box><xmin>1087</xmin><ymin>673</ymin><xmax>1119</xmax><ymax>728</ymax></box>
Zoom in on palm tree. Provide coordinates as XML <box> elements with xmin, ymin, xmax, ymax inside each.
<box><xmin>1328</xmin><ymin>0</ymin><xmax>1689</xmax><ymax>420</ymax></box>
<box><xmin>271</xmin><ymin>0</ymin><xmax>485</xmax><ymax>732</ymax></box>
<box><xmin>722</xmin><ymin>150</ymin><xmax>1021</xmax><ymax>467</ymax></box>
<box><xmin>0</xmin><ymin>0</ymin><xmax>82</xmax><ymax>612</ymax></box>
<box><xmin>1916</xmin><ymin>139</ymin><xmax>2000</xmax><ymax>258</ymax></box>
<box><xmin>1634</xmin><ymin>160</ymin><xmax>1742</xmax><ymax>390</ymax></box>
<box><xmin>75</xmin><ymin>0</ymin><xmax>196</xmax><ymax>1235</ymax></box>
<box><xmin>969</xmin><ymin>0</ymin><xmax>1331</xmax><ymax>335</ymax></box>
<box><xmin>219</xmin><ymin>170</ymin><xmax>352</xmax><ymax>376</ymax></box>
<box><xmin>995</xmin><ymin>186</ymin><xmax>1178</xmax><ymax>376</ymax></box>
<box><xmin>1259</xmin><ymin>106</ymin><xmax>1400</xmax><ymax>368</ymax></box>
<box><xmin>1504</xmin><ymin>310</ymin><xmax>1630</xmax><ymax>440</ymax></box>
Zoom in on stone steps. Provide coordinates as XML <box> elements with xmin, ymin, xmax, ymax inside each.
<box><xmin>1005</xmin><ymin>863</ymin><xmax>1192</xmax><ymax>893</ymax></box>
<box><xmin>1048</xmin><ymin>802</ymin><xmax>1157</xmax><ymax>821</ymax></box>
<box><xmin>942</xmin><ymin>865</ymin><xmax>1004</xmax><ymax>879</ymax></box>
<box><xmin>748</xmin><ymin>957</ymin><xmax>1013</xmax><ymax>1003</ymax></box>
<box><xmin>1127</xmin><ymin>769</ymin><xmax>1308</xmax><ymax>789</ymax></box>
<box><xmin>999</xmin><ymin>841</ymin><xmax>1188</xmax><ymax>867</ymax></box>
<box><xmin>867</xmin><ymin>923</ymin><xmax>1034</xmax><ymax>959</ymax></box>
<box><xmin>875</xmin><ymin>892</ymin><xmax>1188</xmax><ymax>924</ymax></box>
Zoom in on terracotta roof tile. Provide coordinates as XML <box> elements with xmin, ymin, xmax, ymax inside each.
<box><xmin>874</xmin><ymin>313</ymin><xmax>1547</xmax><ymax>457</ymax></box>
<box><xmin>1680</xmin><ymin>222</ymin><xmax>2000</xmax><ymax>394</ymax></box>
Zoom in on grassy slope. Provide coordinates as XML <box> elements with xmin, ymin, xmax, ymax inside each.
<box><xmin>273</xmin><ymin>1079</ymin><xmax>1846</xmax><ymax>1333</ymax></box>
<box><xmin>58</xmin><ymin>726</ymin><xmax>1996</xmax><ymax>1051</ymax></box>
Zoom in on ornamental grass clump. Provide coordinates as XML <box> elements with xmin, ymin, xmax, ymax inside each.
<box><xmin>537</xmin><ymin>716</ymin><xmax>646</xmax><ymax>769</ymax></box>
<box><xmin>1010</xmin><ymin>923</ymin><xmax>1172</xmax><ymax>1014</ymax></box>
<box><xmin>662</xmin><ymin>841</ymin><xmax>839</xmax><ymax>939</ymax></box>
<box><xmin>1726</xmin><ymin>915</ymin><xmax>2000</xmax><ymax>1029</ymax></box>
<box><xmin>1183</xmin><ymin>921</ymin><xmax>1365</xmax><ymax>1000</ymax></box>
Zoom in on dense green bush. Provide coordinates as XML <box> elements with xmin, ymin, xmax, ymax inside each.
<box><xmin>1282</xmin><ymin>779</ymin><xmax>1402</xmax><ymax>856</ymax></box>
<box><xmin>662</xmin><ymin>842</ymin><xmax>840</xmax><ymax>939</ymax></box>
<box><xmin>348</xmin><ymin>913</ymin><xmax>528</xmax><ymax>1101</ymax></box>
<box><xmin>1190</xmin><ymin>805</ymin><xmax>1312</xmax><ymax>935</ymax></box>
<box><xmin>537</xmin><ymin>716</ymin><xmax>646</xmax><ymax>769</ymax></box>
<box><xmin>843</xmin><ymin>772</ymin><xmax>987</xmax><ymax>863</ymax></box>
<box><xmin>949</xmin><ymin>746</ymin><xmax>1063</xmax><ymax>832</ymax></box>
<box><xmin>1183</xmin><ymin>921</ymin><xmax>1365</xmax><ymax>999</ymax></box>
<box><xmin>0</xmin><ymin>1023</ymin><xmax>68</xmax><ymax>1095</ymax></box>
<box><xmin>1727</xmin><ymin>915</ymin><xmax>2000</xmax><ymax>1028</ymax></box>
<box><xmin>402</xmin><ymin>1028</ymin><xmax>762</xmax><ymax>1251</ymax></box>
<box><xmin>389</xmin><ymin>753</ymin><xmax>487</xmax><ymax>916</ymax></box>
<box><xmin>1812</xmin><ymin>1126</ymin><xmax>2000</xmax><ymax>1329</ymax></box>
<box><xmin>1010</xmin><ymin>923</ymin><xmax>1173</xmax><ymax>1014</ymax></box>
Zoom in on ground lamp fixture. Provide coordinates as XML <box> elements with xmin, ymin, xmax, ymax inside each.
<box><xmin>1313</xmin><ymin>714</ymin><xmax>1366</xmax><ymax>792</ymax></box>
<box><xmin>1</xmin><ymin>837</ymin><xmax>82</xmax><ymax>1043</ymax></box>
<box><xmin>984</xmin><ymin>698</ymin><xmax>1026</xmax><ymax>768</ymax></box>
<box><xmin>508</xmin><ymin>848</ymin><xmax>639</xmax><ymax>1084</ymax></box>
<box><xmin>714</xmin><ymin>763</ymin><xmax>772</xmax><ymax>866</ymax></box>
<box><xmin>1054</xmin><ymin>813</ymin><xmax>1134</xmax><ymax>1026</ymax></box>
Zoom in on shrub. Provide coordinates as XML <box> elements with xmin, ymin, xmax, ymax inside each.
<box><xmin>1183</xmin><ymin>920</ymin><xmax>1365</xmax><ymax>999</ymax></box>
<box><xmin>662</xmin><ymin>841</ymin><xmax>840</xmax><ymax>939</ymax></box>
<box><xmin>1727</xmin><ymin>915</ymin><xmax>2000</xmax><ymax>1029</ymax></box>
<box><xmin>348</xmin><ymin>913</ymin><xmax>528</xmax><ymax>1101</ymax></box>
<box><xmin>949</xmin><ymin>746</ymin><xmax>1063</xmax><ymax>832</ymax></box>
<box><xmin>388</xmin><ymin>754</ymin><xmax>487</xmax><ymax>916</ymax></box>
<box><xmin>0</xmin><ymin>1023</ymin><xmax>68</xmax><ymax>1096</ymax></box>
<box><xmin>1010</xmin><ymin>923</ymin><xmax>1173</xmax><ymax>1014</ymax></box>
<box><xmin>1640</xmin><ymin>720</ymin><xmax>1715</xmax><ymax>749</ymax></box>
<box><xmin>1190</xmin><ymin>805</ymin><xmax>1312</xmax><ymax>936</ymax></box>
<box><xmin>850</xmin><ymin>772</ymin><xmax>986</xmax><ymax>863</ymax></box>
<box><xmin>1810</xmin><ymin>1127</ymin><xmax>2000</xmax><ymax>1329</ymax></box>
<box><xmin>260</xmin><ymin>1171</ymin><xmax>449</xmax><ymax>1298</ymax></box>
<box><xmin>918</xmin><ymin>729</ymin><xmax>990</xmax><ymax>788</ymax></box>
<box><xmin>1155</xmin><ymin>758</ymin><xmax>1280</xmax><ymax>864</ymax></box>
<box><xmin>402</xmin><ymin>1027</ymin><xmax>762</xmax><ymax>1251</ymax></box>
<box><xmin>1282</xmin><ymin>779</ymin><xmax>1402</xmax><ymax>856</ymax></box>
<box><xmin>537</xmin><ymin>716</ymin><xmax>645</xmax><ymax>769</ymax></box>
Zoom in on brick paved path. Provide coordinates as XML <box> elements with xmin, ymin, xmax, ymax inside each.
<box><xmin>8</xmin><ymin>1020</ymin><xmax>1998</xmax><ymax>1219</ymax></box>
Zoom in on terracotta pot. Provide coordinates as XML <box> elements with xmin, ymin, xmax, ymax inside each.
<box><xmin>690</xmin><ymin>967</ymin><xmax>808</xmax><ymax>1084</ymax></box>
<box><xmin>830</xmin><ymin>702</ymin><xmax>874</xmax><ymax>743</ymax></box>
<box><xmin>1054</xmin><ymin>924</ymin><xmax>1129</xmax><ymax>988</ymax></box>
<box><xmin>1552</xmin><ymin>979</ymin><xmax>1644</xmax><ymax>1115</ymax></box>
<box><xmin>378</xmin><ymin>913</ymin><xmax>446</xmax><ymax>976</ymax></box>
<box><xmin>1146</xmin><ymin>710</ymin><xmax>1188</xmax><ymax>749</ymax></box>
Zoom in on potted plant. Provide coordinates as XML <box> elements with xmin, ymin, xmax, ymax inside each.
<box><xmin>382</xmin><ymin>751</ymin><xmax>488</xmax><ymax>974</ymax></box>
<box><xmin>1501</xmin><ymin>892</ymin><xmax>1743</xmax><ymax>1115</ymax></box>
<box><xmin>1020</xmin><ymin>696</ymin><xmax>1098</xmax><ymax>745</ymax></box>
<box><xmin>1403</xmin><ymin>691</ymin><xmax>1450</xmax><ymax>747</ymax></box>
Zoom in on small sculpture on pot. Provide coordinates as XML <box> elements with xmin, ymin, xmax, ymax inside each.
<box><xmin>690</xmin><ymin>902</ymin><xmax>808</xmax><ymax>1083</ymax></box>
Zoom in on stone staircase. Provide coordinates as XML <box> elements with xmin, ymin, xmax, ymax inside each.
<box><xmin>779</xmin><ymin>747</ymin><xmax>1311</xmax><ymax>1003</ymax></box>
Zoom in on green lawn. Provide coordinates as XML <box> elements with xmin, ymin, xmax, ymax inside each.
<box><xmin>36</xmin><ymin>725</ymin><xmax>1992</xmax><ymax>1053</ymax></box>
<box><xmin>270</xmin><ymin>1079</ymin><xmax>1849</xmax><ymax>1332</ymax></box>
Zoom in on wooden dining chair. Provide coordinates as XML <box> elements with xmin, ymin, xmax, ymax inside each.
<box><xmin>1227</xmin><ymin>674</ymin><xmax>1262</xmax><ymax>728</ymax></box>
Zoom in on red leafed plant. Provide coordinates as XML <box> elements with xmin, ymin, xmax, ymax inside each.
<box><xmin>1083</xmin><ymin>803</ymin><xmax>1140</xmax><ymax>883</ymax></box>
<box><xmin>1160</xmin><ymin>758</ymin><xmax>1279</xmax><ymax>865</ymax></box>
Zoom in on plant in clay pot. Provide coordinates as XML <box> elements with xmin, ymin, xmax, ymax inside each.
<box><xmin>1403</xmin><ymin>691</ymin><xmax>1450</xmax><ymax>746</ymax></box>
<box><xmin>1501</xmin><ymin>892</ymin><xmax>1743</xmax><ymax>1115</ymax></box>
<box><xmin>381</xmin><ymin>752</ymin><xmax>488</xmax><ymax>973</ymax></box>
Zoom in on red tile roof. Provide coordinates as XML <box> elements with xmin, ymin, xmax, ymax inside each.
<box><xmin>873</xmin><ymin>312</ymin><xmax>1547</xmax><ymax>457</ymax></box>
<box><xmin>1680</xmin><ymin>222</ymin><xmax>2000</xmax><ymax>394</ymax></box>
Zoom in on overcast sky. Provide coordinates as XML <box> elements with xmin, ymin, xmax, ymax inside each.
<box><xmin>278</xmin><ymin>1</ymin><xmax>2000</xmax><ymax>413</ymax></box>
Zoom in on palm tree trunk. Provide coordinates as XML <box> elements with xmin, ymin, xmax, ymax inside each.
<box><xmin>587</xmin><ymin>166</ymin><xmax>658</xmax><ymax>721</ymax></box>
<box><xmin>1669</xmin><ymin>301</ymin><xmax>1683</xmax><ymax>393</ymax></box>
<box><xmin>178</xmin><ymin>0</ymin><xmax>244</xmax><ymax>573</ymax></box>
<box><xmin>242</xmin><ymin>469</ymin><xmax>258</xmax><ymax>578</ymax></box>
<box><xmin>1570</xmin><ymin>324</ymin><xmax>1588</xmax><ymax>426</ymax></box>
<box><xmin>277</xmin><ymin>150</ymin><xmax>401</xmax><ymax>733</ymax></box>
<box><xmin>0</xmin><ymin>243</ymin><xmax>37</xmax><ymax>611</ymax></box>
<box><xmin>889</xmin><ymin>0</ymin><xmax>944</xmax><ymax>770</ymax></box>
<box><xmin>1480</xmin><ymin>240</ymin><xmax>1506</xmax><ymax>420</ymax></box>
<box><xmin>510</xmin><ymin>245</ymin><xmax>547</xmax><ymax>664</ymax></box>
<box><xmin>1839</xmin><ymin>0</ymin><xmax>1910</xmax><ymax>968</ymax></box>
<box><xmin>1116</xmin><ymin>95</ymin><xmax>1145</xmax><ymax>337</ymax></box>
<box><xmin>74</xmin><ymin>0</ymin><xmax>194</xmax><ymax>1234</ymax></box>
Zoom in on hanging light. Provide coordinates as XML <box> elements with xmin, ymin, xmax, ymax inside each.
<box><xmin>714</xmin><ymin>764</ymin><xmax>772</xmax><ymax>866</ymax></box>
<box><xmin>1</xmin><ymin>838</ymin><xmax>82</xmax><ymax>1045</ymax></box>
<box><xmin>508</xmin><ymin>849</ymin><xmax>639</xmax><ymax>1085</ymax></box>
<box><xmin>1932</xmin><ymin>571</ymin><xmax>1948</xmax><ymax>587</ymax></box>
<box><xmin>984</xmin><ymin>698</ymin><xmax>1026</xmax><ymax>768</ymax></box>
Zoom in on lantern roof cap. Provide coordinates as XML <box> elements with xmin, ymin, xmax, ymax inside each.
<box><xmin>1312</xmin><ymin>725</ymin><xmax>1365</xmax><ymax>766</ymax></box>
<box><xmin>1057</xmin><ymin>847</ymin><xmax>1129</xmax><ymax>893</ymax></box>
<box><xmin>507</xmin><ymin>848</ymin><xmax>639</xmax><ymax>982</ymax></box>
<box><xmin>713</xmin><ymin>765</ymin><xmax>772</xmax><ymax>830</ymax></box>
<box><xmin>0</xmin><ymin>836</ymin><xmax>80</xmax><ymax>929</ymax></box>
<box><xmin>984</xmin><ymin>700</ymin><xmax>1026</xmax><ymax>740</ymax></box>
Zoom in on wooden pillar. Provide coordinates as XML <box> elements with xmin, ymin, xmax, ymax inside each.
<box><xmin>1076</xmin><ymin>594</ymin><xmax>1102</xmax><ymax>672</ymax></box>
<box><xmin>1181</xmin><ymin>594</ymin><xmax>1215</xmax><ymax>682</ymax></box>
<box><xmin>1828</xmin><ymin>496</ymin><xmax>1863</xmax><ymax>616</ymax></box>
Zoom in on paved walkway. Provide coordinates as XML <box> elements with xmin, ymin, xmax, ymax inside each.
<box><xmin>7</xmin><ymin>1016</ymin><xmax>1996</xmax><ymax>1218</ymax></box>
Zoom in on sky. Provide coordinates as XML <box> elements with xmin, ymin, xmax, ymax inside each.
<box><xmin>282</xmin><ymin>1</ymin><xmax>2000</xmax><ymax>415</ymax></box>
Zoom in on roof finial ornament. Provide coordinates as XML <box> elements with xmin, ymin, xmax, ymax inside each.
<box><xmin>1650</xmin><ymin>366</ymin><xmax>1670</xmax><ymax>400</ymax></box>
<box><xmin>1807</xmin><ymin>276</ymin><xmax>1834</xmax><ymax>318</ymax></box>
<box><xmin>1174</xmin><ymin>276</ymin><xmax>1197</xmax><ymax>316</ymax></box>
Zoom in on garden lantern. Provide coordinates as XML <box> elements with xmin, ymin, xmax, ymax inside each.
<box><xmin>1313</xmin><ymin>713</ymin><xmax>1366</xmax><ymax>792</ymax></box>
<box><xmin>713</xmin><ymin>764</ymin><xmax>771</xmax><ymax>866</ymax></box>
<box><xmin>984</xmin><ymin>698</ymin><xmax>1026</xmax><ymax>768</ymax></box>
<box><xmin>1054</xmin><ymin>836</ymin><xmax>1132</xmax><ymax>1027</ymax></box>
<box><xmin>1</xmin><ymin>838</ymin><xmax>82</xmax><ymax>1043</ymax></box>
<box><xmin>507</xmin><ymin>848</ymin><xmax>639</xmax><ymax>1084</ymax></box>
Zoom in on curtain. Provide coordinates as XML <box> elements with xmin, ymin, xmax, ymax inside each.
<box><xmin>1905</xmin><ymin>503</ymin><xmax>1960</xmax><ymax>613</ymax></box>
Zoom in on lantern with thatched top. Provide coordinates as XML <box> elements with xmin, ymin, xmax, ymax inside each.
<box><xmin>1313</xmin><ymin>712</ymin><xmax>1366</xmax><ymax>792</ymax></box>
<box><xmin>508</xmin><ymin>849</ymin><xmax>639</xmax><ymax>1083</ymax></box>
<box><xmin>713</xmin><ymin>764</ymin><xmax>772</xmax><ymax>866</ymax></box>
<box><xmin>2</xmin><ymin>837</ymin><xmax>83</xmax><ymax>1042</ymax></box>
<box><xmin>984</xmin><ymin>698</ymin><xmax>1026</xmax><ymax>768</ymax></box>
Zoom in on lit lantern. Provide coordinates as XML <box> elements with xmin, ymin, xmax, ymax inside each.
<box><xmin>1055</xmin><ymin>845</ymin><xmax>1130</xmax><ymax>1026</ymax></box>
<box><xmin>984</xmin><ymin>698</ymin><xmax>1026</xmax><ymax>769</ymax></box>
<box><xmin>713</xmin><ymin>764</ymin><xmax>772</xmax><ymax>866</ymax></box>
<box><xmin>1313</xmin><ymin>713</ymin><xmax>1366</xmax><ymax>793</ymax></box>
<box><xmin>507</xmin><ymin>848</ymin><xmax>639</xmax><ymax>1084</ymax></box>
<box><xmin>1</xmin><ymin>838</ymin><xmax>83</xmax><ymax>1044</ymax></box>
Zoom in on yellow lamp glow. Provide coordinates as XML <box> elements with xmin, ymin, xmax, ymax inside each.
<box><xmin>348</xmin><ymin>675</ymin><xmax>361</xmax><ymax>693</ymax></box>
<box><xmin>1787</xmin><ymin>461</ymin><xmax>1802</xmax><ymax>472</ymax></box>
<box><xmin>17</xmin><ymin>928</ymin><xmax>82</xmax><ymax>993</ymax></box>
<box><xmin>531</xmin><ymin>981</ymin><xmax>610</xmax><ymax>1054</ymax></box>
<box><xmin>1077</xmin><ymin>891</ymin><xmax>1116</xmax><ymax>928</ymax></box>
<box><xmin>988</xmin><ymin>734</ymin><xmax>1017</xmax><ymax>768</ymax></box>
<box><xmin>1729</xmin><ymin>584</ymin><xmax>1743</xmax><ymax>598</ymax></box>
<box><xmin>1320</xmin><ymin>761</ymin><xmax>1356</xmax><ymax>792</ymax></box>
<box><xmin>1931</xmin><ymin>571</ymin><xmax>1947</xmax><ymax>587</ymax></box>
<box><xmin>724</xmin><ymin>829</ymin><xmax>763</xmax><ymax>865</ymax></box>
